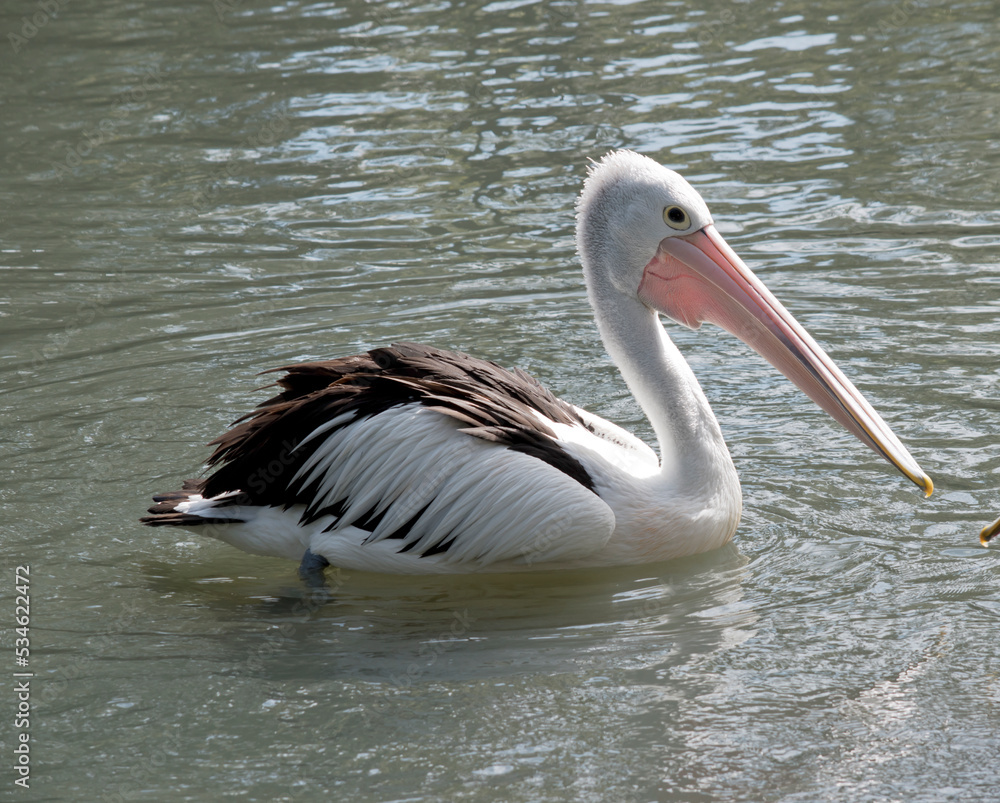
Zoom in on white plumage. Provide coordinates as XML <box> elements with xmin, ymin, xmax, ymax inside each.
<box><xmin>144</xmin><ymin>150</ymin><xmax>931</xmax><ymax>576</ymax></box>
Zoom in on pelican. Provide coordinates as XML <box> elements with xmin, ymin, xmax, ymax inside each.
<box><xmin>142</xmin><ymin>150</ymin><xmax>932</xmax><ymax>576</ymax></box>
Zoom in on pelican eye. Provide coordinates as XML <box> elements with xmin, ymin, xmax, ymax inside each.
<box><xmin>663</xmin><ymin>205</ymin><xmax>690</xmax><ymax>230</ymax></box>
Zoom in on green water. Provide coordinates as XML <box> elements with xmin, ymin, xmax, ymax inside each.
<box><xmin>2</xmin><ymin>0</ymin><xmax>999</xmax><ymax>800</ymax></box>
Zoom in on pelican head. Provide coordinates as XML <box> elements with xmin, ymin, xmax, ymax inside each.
<box><xmin>576</xmin><ymin>149</ymin><xmax>932</xmax><ymax>495</ymax></box>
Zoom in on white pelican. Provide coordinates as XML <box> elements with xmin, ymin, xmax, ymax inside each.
<box><xmin>143</xmin><ymin>150</ymin><xmax>932</xmax><ymax>577</ymax></box>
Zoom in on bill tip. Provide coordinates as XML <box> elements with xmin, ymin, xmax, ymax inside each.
<box><xmin>980</xmin><ymin>519</ymin><xmax>999</xmax><ymax>547</ymax></box>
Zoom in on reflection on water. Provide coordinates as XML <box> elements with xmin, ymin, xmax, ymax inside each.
<box><xmin>3</xmin><ymin>0</ymin><xmax>1000</xmax><ymax>800</ymax></box>
<box><xmin>141</xmin><ymin>545</ymin><xmax>753</xmax><ymax>684</ymax></box>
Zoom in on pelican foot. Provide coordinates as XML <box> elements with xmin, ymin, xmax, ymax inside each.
<box><xmin>298</xmin><ymin>549</ymin><xmax>331</xmax><ymax>591</ymax></box>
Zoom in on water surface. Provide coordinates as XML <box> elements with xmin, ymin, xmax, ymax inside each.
<box><xmin>2</xmin><ymin>0</ymin><xmax>1000</xmax><ymax>800</ymax></box>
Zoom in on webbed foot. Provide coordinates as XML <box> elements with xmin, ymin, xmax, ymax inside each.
<box><xmin>297</xmin><ymin>549</ymin><xmax>331</xmax><ymax>591</ymax></box>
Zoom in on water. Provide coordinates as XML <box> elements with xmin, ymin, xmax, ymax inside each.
<box><xmin>2</xmin><ymin>0</ymin><xmax>1000</xmax><ymax>800</ymax></box>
